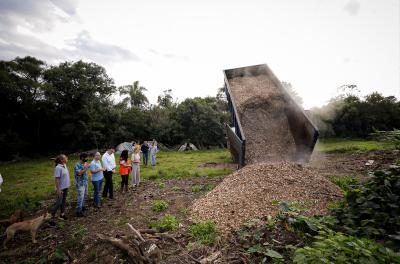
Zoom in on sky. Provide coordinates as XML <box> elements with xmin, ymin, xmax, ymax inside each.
<box><xmin>0</xmin><ymin>0</ymin><xmax>399</xmax><ymax>109</ymax></box>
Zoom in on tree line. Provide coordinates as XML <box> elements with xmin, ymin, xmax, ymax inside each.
<box><xmin>1</xmin><ymin>57</ymin><xmax>399</xmax><ymax>160</ymax></box>
<box><xmin>0</xmin><ymin>56</ymin><xmax>229</xmax><ymax>160</ymax></box>
<box><xmin>309</xmin><ymin>86</ymin><xmax>400</xmax><ymax>138</ymax></box>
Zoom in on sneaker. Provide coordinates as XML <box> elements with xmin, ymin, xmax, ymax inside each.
<box><xmin>82</xmin><ymin>206</ymin><xmax>87</xmax><ymax>212</ymax></box>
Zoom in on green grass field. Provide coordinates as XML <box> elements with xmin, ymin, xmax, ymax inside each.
<box><xmin>315</xmin><ymin>139</ymin><xmax>394</xmax><ymax>153</ymax></box>
<box><xmin>0</xmin><ymin>149</ymin><xmax>233</xmax><ymax>218</ymax></box>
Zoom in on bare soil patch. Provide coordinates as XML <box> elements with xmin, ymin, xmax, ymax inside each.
<box><xmin>198</xmin><ymin>162</ymin><xmax>238</xmax><ymax>170</ymax></box>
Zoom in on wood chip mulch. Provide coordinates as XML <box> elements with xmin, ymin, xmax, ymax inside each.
<box><xmin>229</xmin><ymin>75</ymin><xmax>297</xmax><ymax>164</ymax></box>
<box><xmin>191</xmin><ymin>162</ymin><xmax>342</xmax><ymax>233</ymax></box>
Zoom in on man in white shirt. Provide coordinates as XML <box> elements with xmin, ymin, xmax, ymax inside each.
<box><xmin>102</xmin><ymin>147</ymin><xmax>116</xmax><ymax>199</ymax></box>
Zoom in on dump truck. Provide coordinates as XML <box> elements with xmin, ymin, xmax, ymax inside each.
<box><xmin>224</xmin><ymin>64</ymin><xmax>319</xmax><ymax>167</ymax></box>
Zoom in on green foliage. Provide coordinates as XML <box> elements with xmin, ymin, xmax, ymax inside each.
<box><xmin>151</xmin><ymin>200</ymin><xmax>169</xmax><ymax>212</ymax></box>
<box><xmin>293</xmin><ymin>233</ymin><xmax>400</xmax><ymax>264</ymax></box>
<box><xmin>310</xmin><ymin>91</ymin><xmax>400</xmax><ymax>138</ymax></box>
<box><xmin>119</xmin><ymin>80</ymin><xmax>148</xmax><ymax>109</ymax></box>
<box><xmin>370</xmin><ymin>129</ymin><xmax>400</xmax><ymax>149</ymax></box>
<box><xmin>157</xmin><ymin>181</ymin><xmax>165</xmax><ymax>189</ymax></box>
<box><xmin>50</xmin><ymin>247</ymin><xmax>69</xmax><ymax>263</ymax></box>
<box><xmin>191</xmin><ymin>184</ymin><xmax>214</xmax><ymax>193</ymax></box>
<box><xmin>0</xmin><ymin>56</ymin><xmax>230</xmax><ymax>161</ymax></box>
<box><xmin>188</xmin><ymin>220</ymin><xmax>217</xmax><ymax>245</ymax></box>
<box><xmin>236</xmin><ymin>216</ymin><xmax>295</xmax><ymax>263</ymax></box>
<box><xmin>275</xmin><ymin>201</ymin><xmax>337</xmax><ymax>236</ymax></box>
<box><xmin>332</xmin><ymin>166</ymin><xmax>400</xmax><ymax>240</ymax></box>
<box><xmin>149</xmin><ymin>214</ymin><xmax>179</xmax><ymax>232</ymax></box>
<box><xmin>247</xmin><ymin>244</ymin><xmax>284</xmax><ymax>263</ymax></box>
<box><xmin>316</xmin><ymin>139</ymin><xmax>393</xmax><ymax>153</ymax></box>
<box><xmin>328</xmin><ymin>175</ymin><xmax>359</xmax><ymax>195</ymax></box>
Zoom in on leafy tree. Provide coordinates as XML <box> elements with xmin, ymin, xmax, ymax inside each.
<box><xmin>175</xmin><ymin>97</ymin><xmax>227</xmax><ymax>148</ymax></box>
<box><xmin>119</xmin><ymin>80</ymin><xmax>149</xmax><ymax>109</ymax></box>
<box><xmin>157</xmin><ymin>89</ymin><xmax>174</xmax><ymax>108</ymax></box>
<box><xmin>43</xmin><ymin>60</ymin><xmax>116</xmax><ymax>151</ymax></box>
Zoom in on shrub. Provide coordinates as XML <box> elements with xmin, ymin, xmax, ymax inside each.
<box><xmin>188</xmin><ymin>220</ymin><xmax>217</xmax><ymax>245</ymax></box>
<box><xmin>151</xmin><ymin>200</ymin><xmax>169</xmax><ymax>212</ymax></box>
<box><xmin>332</xmin><ymin>165</ymin><xmax>400</xmax><ymax>240</ymax></box>
<box><xmin>149</xmin><ymin>214</ymin><xmax>179</xmax><ymax>231</ymax></box>
<box><xmin>293</xmin><ymin>233</ymin><xmax>400</xmax><ymax>263</ymax></box>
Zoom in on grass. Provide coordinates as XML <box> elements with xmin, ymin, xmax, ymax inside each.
<box><xmin>188</xmin><ymin>220</ymin><xmax>217</xmax><ymax>245</ymax></box>
<box><xmin>328</xmin><ymin>175</ymin><xmax>359</xmax><ymax>194</ymax></box>
<box><xmin>191</xmin><ymin>184</ymin><xmax>214</xmax><ymax>193</ymax></box>
<box><xmin>0</xmin><ymin>149</ymin><xmax>233</xmax><ymax>218</ymax></box>
<box><xmin>149</xmin><ymin>214</ymin><xmax>180</xmax><ymax>231</ymax></box>
<box><xmin>151</xmin><ymin>200</ymin><xmax>169</xmax><ymax>212</ymax></box>
<box><xmin>316</xmin><ymin>138</ymin><xmax>394</xmax><ymax>153</ymax></box>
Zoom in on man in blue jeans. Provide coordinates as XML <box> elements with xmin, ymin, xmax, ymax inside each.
<box><xmin>90</xmin><ymin>152</ymin><xmax>104</xmax><ymax>209</ymax></box>
<box><xmin>74</xmin><ymin>153</ymin><xmax>89</xmax><ymax>217</ymax></box>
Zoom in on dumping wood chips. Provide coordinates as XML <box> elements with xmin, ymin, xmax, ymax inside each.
<box><xmin>191</xmin><ymin>162</ymin><xmax>342</xmax><ymax>233</ymax></box>
<box><xmin>229</xmin><ymin>75</ymin><xmax>296</xmax><ymax>164</ymax></box>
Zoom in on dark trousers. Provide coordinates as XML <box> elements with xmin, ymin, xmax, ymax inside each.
<box><xmin>142</xmin><ymin>152</ymin><xmax>148</xmax><ymax>166</ymax></box>
<box><xmin>102</xmin><ymin>171</ymin><xmax>114</xmax><ymax>198</ymax></box>
<box><xmin>121</xmin><ymin>174</ymin><xmax>129</xmax><ymax>187</ymax></box>
<box><xmin>51</xmin><ymin>188</ymin><xmax>68</xmax><ymax>216</ymax></box>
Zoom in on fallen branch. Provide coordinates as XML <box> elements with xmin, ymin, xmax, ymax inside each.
<box><xmin>128</xmin><ymin>223</ymin><xmax>146</xmax><ymax>242</ymax></box>
<box><xmin>137</xmin><ymin>228</ymin><xmax>180</xmax><ymax>243</ymax></box>
<box><xmin>200</xmin><ymin>251</ymin><xmax>221</xmax><ymax>264</ymax></box>
<box><xmin>127</xmin><ymin>223</ymin><xmax>162</xmax><ymax>263</ymax></box>
<box><xmin>96</xmin><ymin>233</ymin><xmax>147</xmax><ymax>264</ymax></box>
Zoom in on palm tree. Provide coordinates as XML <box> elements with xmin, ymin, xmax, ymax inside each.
<box><xmin>119</xmin><ymin>81</ymin><xmax>149</xmax><ymax>108</ymax></box>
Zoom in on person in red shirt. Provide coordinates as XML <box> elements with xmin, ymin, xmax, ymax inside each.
<box><xmin>119</xmin><ymin>150</ymin><xmax>131</xmax><ymax>193</ymax></box>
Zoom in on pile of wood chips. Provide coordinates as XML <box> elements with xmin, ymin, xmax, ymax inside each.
<box><xmin>191</xmin><ymin>162</ymin><xmax>342</xmax><ymax>233</ymax></box>
<box><xmin>229</xmin><ymin>75</ymin><xmax>296</xmax><ymax>164</ymax></box>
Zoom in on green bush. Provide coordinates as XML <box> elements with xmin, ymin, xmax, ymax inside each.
<box><xmin>151</xmin><ymin>200</ymin><xmax>169</xmax><ymax>212</ymax></box>
<box><xmin>188</xmin><ymin>220</ymin><xmax>217</xmax><ymax>245</ymax></box>
<box><xmin>332</xmin><ymin>166</ymin><xmax>400</xmax><ymax>240</ymax></box>
<box><xmin>293</xmin><ymin>233</ymin><xmax>400</xmax><ymax>263</ymax></box>
<box><xmin>149</xmin><ymin>214</ymin><xmax>179</xmax><ymax>231</ymax></box>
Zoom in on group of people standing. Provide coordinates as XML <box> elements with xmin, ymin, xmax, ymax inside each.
<box><xmin>50</xmin><ymin>140</ymin><xmax>158</xmax><ymax>221</ymax></box>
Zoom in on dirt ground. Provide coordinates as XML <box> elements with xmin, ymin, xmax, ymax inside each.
<box><xmin>1</xmin><ymin>150</ymin><xmax>399</xmax><ymax>264</ymax></box>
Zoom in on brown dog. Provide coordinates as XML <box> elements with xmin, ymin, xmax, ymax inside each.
<box><xmin>3</xmin><ymin>212</ymin><xmax>51</xmax><ymax>249</ymax></box>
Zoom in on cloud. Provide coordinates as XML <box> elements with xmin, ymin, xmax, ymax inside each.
<box><xmin>0</xmin><ymin>0</ymin><xmax>78</xmax><ymax>31</ymax></box>
<box><xmin>344</xmin><ymin>0</ymin><xmax>360</xmax><ymax>16</ymax></box>
<box><xmin>0</xmin><ymin>0</ymin><xmax>139</xmax><ymax>65</ymax></box>
<box><xmin>67</xmin><ymin>31</ymin><xmax>140</xmax><ymax>64</ymax></box>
